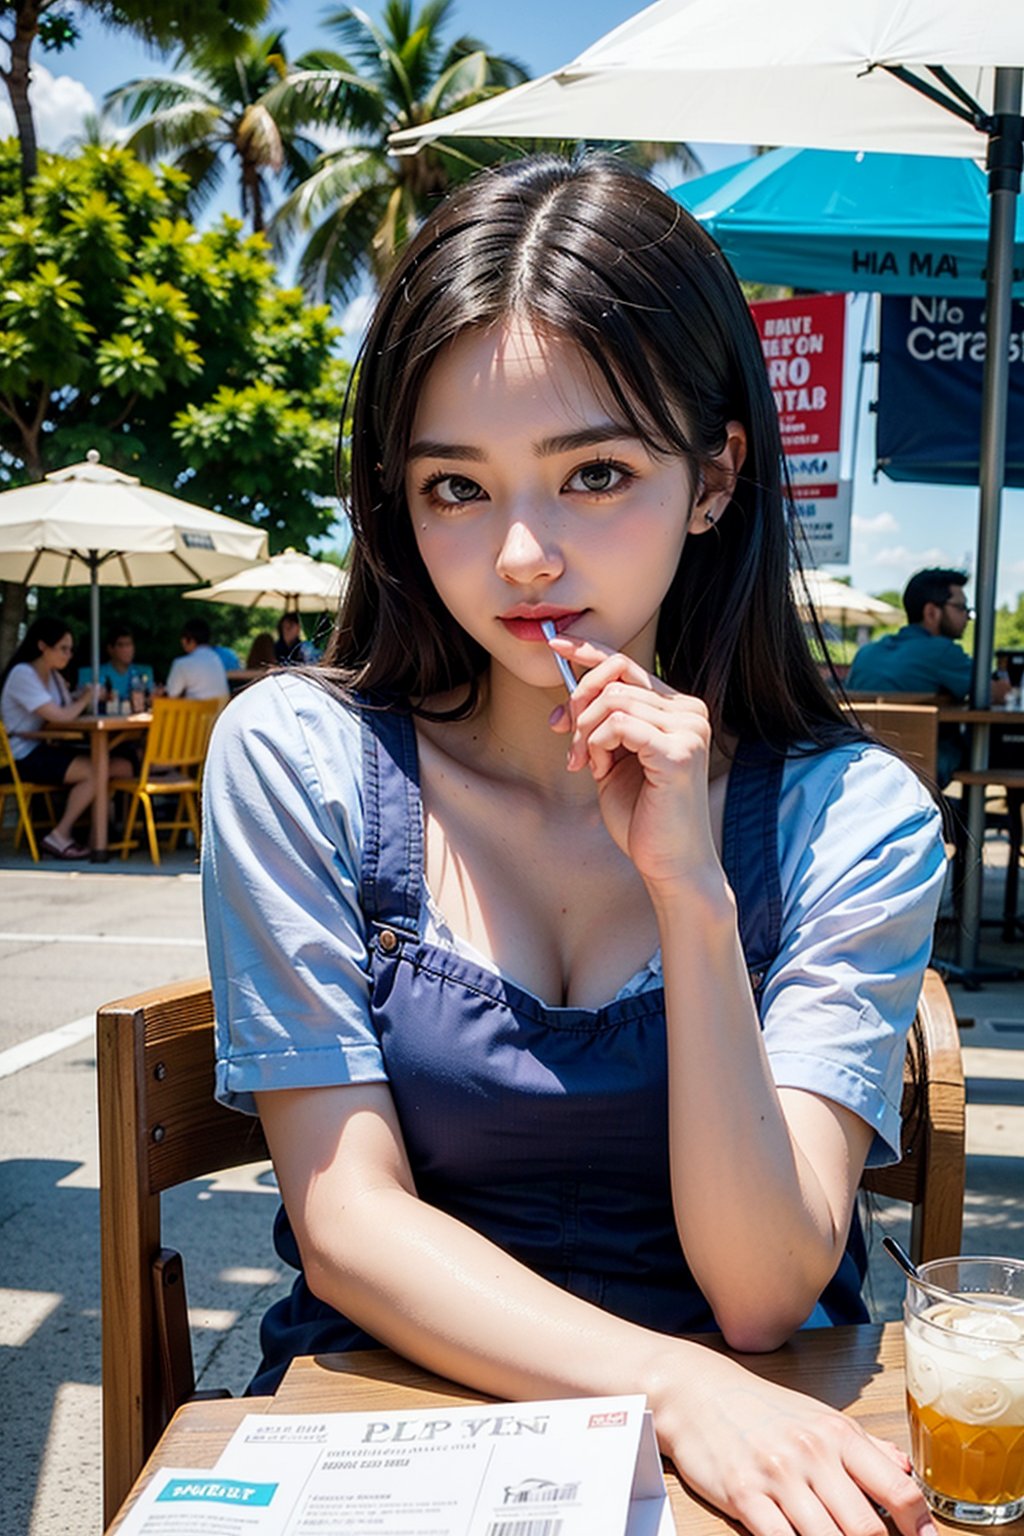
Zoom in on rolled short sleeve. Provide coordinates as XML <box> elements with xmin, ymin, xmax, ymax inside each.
<box><xmin>762</xmin><ymin>745</ymin><xmax>947</xmax><ymax>1166</ymax></box>
<box><xmin>202</xmin><ymin>674</ymin><xmax>386</xmax><ymax>1115</ymax></box>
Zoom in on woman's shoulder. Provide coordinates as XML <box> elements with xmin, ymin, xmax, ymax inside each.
<box><xmin>781</xmin><ymin>735</ymin><xmax>936</xmax><ymax>806</ymax></box>
<box><xmin>209</xmin><ymin>671</ymin><xmax>366</xmax><ymax>796</ymax></box>
<box><xmin>777</xmin><ymin>737</ymin><xmax>943</xmax><ymax>859</ymax></box>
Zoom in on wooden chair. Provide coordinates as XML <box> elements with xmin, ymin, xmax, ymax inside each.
<box><xmin>838</xmin><ymin>700</ymin><xmax>940</xmax><ymax>784</ymax></box>
<box><xmin>0</xmin><ymin>721</ymin><xmax>59</xmax><ymax>861</ymax></box>
<box><xmin>96</xmin><ymin>967</ymin><xmax>965</xmax><ymax>1527</ymax></box>
<box><xmin>118</xmin><ymin>697</ymin><xmax>222</xmax><ymax>864</ymax></box>
<box><xmin>861</xmin><ymin>968</ymin><xmax>965</xmax><ymax>1261</ymax></box>
<box><xmin>97</xmin><ymin>977</ymin><xmax>268</xmax><ymax>1523</ymax></box>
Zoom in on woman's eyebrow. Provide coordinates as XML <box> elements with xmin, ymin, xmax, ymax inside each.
<box><xmin>407</xmin><ymin>439</ymin><xmax>485</xmax><ymax>462</ymax></box>
<box><xmin>537</xmin><ymin>424</ymin><xmax>637</xmax><ymax>456</ymax></box>
<box><xmin>406</xmin><ymin>423</ymin><xmax>637</xmax><ymax>463</ymax></box>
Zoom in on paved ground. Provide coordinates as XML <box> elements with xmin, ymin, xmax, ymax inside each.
<box><xmin>1</xmin><ymin>835</ymin><xmax>1022</xmax><ymax>1535</ymax></box>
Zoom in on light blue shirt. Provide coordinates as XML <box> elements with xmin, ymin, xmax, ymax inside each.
<box><xmin>78</xmin><ymin>662</ymin><xmax>155</xmax><ymax>700</ymax></box>
<box><xmin>202</xmin><ymin>674</ymin><xmax>946</xmax><ymax>1166</ymax></box>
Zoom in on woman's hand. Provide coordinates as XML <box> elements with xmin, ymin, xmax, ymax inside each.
<box><xmin>653</xmin><ymin>1348</ymin><xmax>934</xmax><ymax>1536</ymax></box>
<box><xmin>547</xmin><ymin>633</ymin><xmax>718</xmax><ymax>890</ymax></box>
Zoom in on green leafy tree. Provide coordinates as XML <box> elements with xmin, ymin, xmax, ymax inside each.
<box><xmin>262</xmin><ymin>0</ymin><xmax>529</xmax><ymax>304</ymax></box>
<box><xmin>106</xmin><ymin>28</ymin><xmax>321</xmax><ymax>233</ymax></box>
<box><xmin>0</xmin><ymin>141</ymin><xmax>349</xmax><ymax>659</ymax></box>
<box><xmin>0</xmin><ymin>0</ymin><xmax>270</xmax><ymax>185</ymax></box>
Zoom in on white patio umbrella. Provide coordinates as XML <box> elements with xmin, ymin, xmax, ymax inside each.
<box><xmin>392</xmin><ymin>0</ymin><xmax>1022</xmax><ymax>972</ymax></box>
<box><xmin>0</xmin><ymin>449</ymin><xmax>268</xmax><ymax>685</ymax></box>
<box><xmin>183</xmin><ymin>547</ymin><xmax>346</xmax><ymax>613</ymax></box>
<box><xmin>793</xmin><ymin>572</ymin><xmax>901</xmax><ymax>630</ymax></box>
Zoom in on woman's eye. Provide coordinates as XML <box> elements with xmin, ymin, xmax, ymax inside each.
<box><xmin>566</xmin><ymin>461</ymin><xmax>633</xmax><ymax>495</ymax></box>
<box><xmin>422</xmin><ymin>473</ymin><xmax>485</xmax><ymax>506</ymax></box>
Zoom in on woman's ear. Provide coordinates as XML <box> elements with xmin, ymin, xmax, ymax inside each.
<box><xmin>688</xmin><ymin>421</ymin><xmax>748</xmax><ymax>534</ymax></box>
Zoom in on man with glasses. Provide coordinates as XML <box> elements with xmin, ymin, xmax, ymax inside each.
<box><xmin>846</xmin><ymin>566</ymin><xmax>1009</xmax><ymax>784</ymax></box>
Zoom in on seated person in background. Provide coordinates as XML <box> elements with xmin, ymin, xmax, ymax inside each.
<box><xmin>165</xmin><ymin>618</ymin><xmax>230</xmax><ymax>701</ymax></box>
<box><xmin>846</xmin><ymin>566</ymin><xmax>1009</xmax><ymax>784</ymax></box>
<box><xmin>77</xmin><ymin>624</ymin><xmax>154</xmax><ymax>707</ymax></box>
<box><xmin>213</xmin><ymin>638</ymin><xmax>242</xmax><ymax>671</ymax></box>
<box><xmin>274</xmin><ymin>610</ymin><xmax>320</xmax><ymax>665</ymax></box>
<box><xmin>0</xmin><ymin>615</ymin><xmax>133</xmax><ymax>858</ymax></box>
<box><xmin>245</xmin><ymin>631</ymin><xmax>277</xmax><ymax>670</ymax></box>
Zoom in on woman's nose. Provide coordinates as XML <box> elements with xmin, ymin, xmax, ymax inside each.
<box><xmin>495</xmin><ymin>518</ymin><xmax>564</xmax><ymax>585</ymax></box>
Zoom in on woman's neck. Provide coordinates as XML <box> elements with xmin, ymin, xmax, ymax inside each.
<box><xmin>424</xmin><ymin>665</ymin><xmax>596</xmax><ymax>804</ymax></box>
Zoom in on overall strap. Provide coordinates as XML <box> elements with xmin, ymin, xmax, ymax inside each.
<box><xmin>359</xmin><ymin>703</ymin><xmax>423</xmax><ymax>938</ymax></box>
<box><xmin>721</xmin><ymin>738</ymin><xmax>785</xmax><ymax>995</ymax></box>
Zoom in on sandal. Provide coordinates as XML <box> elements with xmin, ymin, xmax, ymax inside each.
<box><xmin>40</xmin><ymin>834</ymin><xmax>90</xmax><ymax>860</ymax></box>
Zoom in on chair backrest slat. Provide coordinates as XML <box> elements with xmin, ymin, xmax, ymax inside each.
<box><xmin>138</xmin><ymin>698</ymin><xmax>221</xmax><ymax>779</ymax></box>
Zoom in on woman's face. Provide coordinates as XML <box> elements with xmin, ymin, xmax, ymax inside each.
<box><xmin>406</xmin><ymin>317</ymin><xmax>737</xmax><ymax>695</ymax></box>
<box><xmin>39</xmin><ymin>633</ymin><xmax>74</xmax><ymax>670</ymax></box>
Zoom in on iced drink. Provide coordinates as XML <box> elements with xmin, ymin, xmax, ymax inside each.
<box><xmin>904</xmin><ymin>1258</ymin><xmax>1024</xmax><ymax>1525</ymax></box>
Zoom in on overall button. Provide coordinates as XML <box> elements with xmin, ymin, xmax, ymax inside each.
<box><xmin>378</xmin><ymin>928</ymin><xmax>400</xmax><ymax>953</ymax></box>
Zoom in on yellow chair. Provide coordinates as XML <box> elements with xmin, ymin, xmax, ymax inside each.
<box><xmin>0</xmin><ymin>721</ymin><xmax>59</xmax><ymax>861</ymax></box>
<box><xmin>119</xmin><ymin>698</ymin><xmax>222</xmax><ymax>864</ymax></box>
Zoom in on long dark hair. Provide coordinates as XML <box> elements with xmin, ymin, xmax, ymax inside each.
<box><xmin>0</xmin><ymin>615</ymin><xmax>74</xmax><ymax>691</ymax></box>
<box><xmin>324</xmin><ymin>152</ymin><xmax>850</xmax><ymax>750</ymax></box>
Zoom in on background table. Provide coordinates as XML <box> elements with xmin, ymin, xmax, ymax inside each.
<box><xmin>105</xmin><ymin>1323</ymin><xmax>1024</xmax><ymax>1536</ymax></box>
<box><xmin>28</xmin><ymin>713</ymin><xmax>150</xmax><ymax>859</ymax></box>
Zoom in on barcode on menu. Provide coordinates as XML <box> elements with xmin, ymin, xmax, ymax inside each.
<box><xmin>485</xmin><ymin>1520</ymin><xmax>564</xmax><ymax>1536</ymax></box>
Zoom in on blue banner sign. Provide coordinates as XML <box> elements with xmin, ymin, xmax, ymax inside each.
<box><xmin>876</xmin><ymin>296</ymin><xmax>1024</xmax><ymax>487</ymax></box>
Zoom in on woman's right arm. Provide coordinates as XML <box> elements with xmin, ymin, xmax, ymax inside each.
<box><xmin>34</xmin><ymin>686</ymin><xmax>91</xmax><ymax>725</ymax></box>
<box><xmin>259</xmin><ymin>1077</ymin><xmax>933</xmax><ymax>1536</ymax></box>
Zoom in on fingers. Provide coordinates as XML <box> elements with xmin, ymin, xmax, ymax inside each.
<box><xmin>840</xmin><ymin>1433</ymin><xmax>935</xmax><ymax>1536</ymax></box>
<box><xmin>544</xmin><ymin>635</ymin><xmax>708</xmax><ymax>772</ymax></box>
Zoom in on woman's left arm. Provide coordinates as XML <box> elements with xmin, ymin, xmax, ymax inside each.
<box><xmin>549</xmin><ymin>634</ymin><xmax>945</xmax><ymax>1350</ymax></box>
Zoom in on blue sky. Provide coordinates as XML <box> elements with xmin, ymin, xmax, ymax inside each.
<box><xmin>9</xmin><ymin>0</ymin><xmax>1024</xmax><ymax>608</ymax></box>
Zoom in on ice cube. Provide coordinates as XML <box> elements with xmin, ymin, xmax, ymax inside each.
<box><xmin>948</xmin><ymin>1309</ymin><xmax>1024</xmax><ymax>1343</ymax></box>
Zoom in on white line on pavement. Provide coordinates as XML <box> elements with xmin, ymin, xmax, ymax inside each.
<box><xmin>0</xmin><ymin>931</ymin><xmax>204</xmax><ymax>946</ymax></box>
<box><xmin>0</xmin><ymin>1015</ymin><xmax>94</xmax><ymax>1079</ymax></box>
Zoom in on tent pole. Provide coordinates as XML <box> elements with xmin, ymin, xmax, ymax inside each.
<box><xmin>89</xmin><ymin>552</ymin><xmax>101</xmax><ymax>703</ymax></box>
<box><xmin>957</xmin><ymin>67</ymin><xmax>1023</xmax><ymax>976</ymax></box>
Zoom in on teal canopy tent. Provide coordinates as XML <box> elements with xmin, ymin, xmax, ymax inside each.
<box><xmin>671</xmin><ymin>147</ymin><xmax>1024</xmax><ymax>297</ymax></box>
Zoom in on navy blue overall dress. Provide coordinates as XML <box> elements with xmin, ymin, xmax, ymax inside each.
<box><xmin>253</xmin><ymin>707</ymin><xmax>868</xmax><ymax>1392</ymax></box>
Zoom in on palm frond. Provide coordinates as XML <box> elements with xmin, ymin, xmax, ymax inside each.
<box><xmin>121</xmin><ymin>102</ymin><xmax>225</xmax><ymax>162</ymax></box>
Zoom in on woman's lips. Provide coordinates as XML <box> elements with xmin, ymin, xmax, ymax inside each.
<box><xmin>498</xmin><ymin>611</ymin><xmax>584</xmax><ymax>642</ymax></box>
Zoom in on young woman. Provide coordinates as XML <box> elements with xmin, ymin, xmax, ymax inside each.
<box><xmin>203</xmin><ymin>156</ymin><xmax>946</xmax><ymax>1536</ymax></box>
<box><xmin>0</xmin><ymin>615</ymin><xmax>133</xmax><ymax>858</ymax></box>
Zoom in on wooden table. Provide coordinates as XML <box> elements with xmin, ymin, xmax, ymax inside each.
<box><xmin>27</xmin><ymin>713</ymin><xmax>150</xmax><ymax>860</ymax></box>
<box><xmin>934</xmin><ymin>706</ymin><xmax>1024</xmax><ymax>972</ymax></box>
<box><xmin>105</xmin><ymin>1323</ymin><xmax>1024</xmax><ymax>1536</ymax></box>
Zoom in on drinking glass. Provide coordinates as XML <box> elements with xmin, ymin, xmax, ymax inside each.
<box><xmin>904</xmin><ymin>1256</ymin><xmax>1024</xmax><ymax>1524</ymax></box>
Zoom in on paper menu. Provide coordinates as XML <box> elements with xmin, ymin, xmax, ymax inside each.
<box><xmin>112</xmin><ymin>1396</ymin><xmax>676</xmax><ymax>1535</ymax></box>
<box><xmin>220</xmin><ymin>1395</ymin><xmax>674</xmax><ymax>1535</ymax></box>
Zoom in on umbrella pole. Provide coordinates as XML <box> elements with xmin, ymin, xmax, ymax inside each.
<box><xmin>957</xmin><ymin>68</ymin><xmax>1023</xmax><ymax>978</ymax></box>
<box><xmin>89</xmin><ymin>552</ymin><xmax>101</xmax><ymax>704</ymax></box>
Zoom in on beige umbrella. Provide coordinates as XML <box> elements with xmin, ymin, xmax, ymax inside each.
<box><xmin>0</xmin><ymin>449</ymin><xmax>268</xmax><ymax>682</ymax></box>
<box><xmin>184</xmin><ymin>547</ymin><xmax>346</xmax><ymax>613</ymax></box>
<box><xmin>793</xmin><ymin>571</ymin><xmax>901</xmax><ymax>629</ymax></box>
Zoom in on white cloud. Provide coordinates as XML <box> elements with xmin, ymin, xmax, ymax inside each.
<box><xmin>851</xmin><ymin>511</ymin><xmax>899</xmax><ymax>535</ymax></box>
<box><xmin>0</xmin><ymin>64</ymin><xmax>96</xmax><ymax>149</ymax></box>
<box><xmin>870</xmin><ymin>543</ymin><xmax>959</xmax><ymax>572</ymax></box>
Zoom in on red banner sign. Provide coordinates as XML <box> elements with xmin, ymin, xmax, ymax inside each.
<box><xmin>750</xmin><ymin>293</ymin><xmax>846</xmax><ymax>501</ymax></box>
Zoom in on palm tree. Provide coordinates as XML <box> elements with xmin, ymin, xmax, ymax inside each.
<box><xmin>105</xmin><ymin>28</ymin><xmax>319</xmax><ymax>233</ymax></box>
<box><xmin>261</xmin><ymin>0</ymin><xmax>529</xmax><ymax>305</ymax></box>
